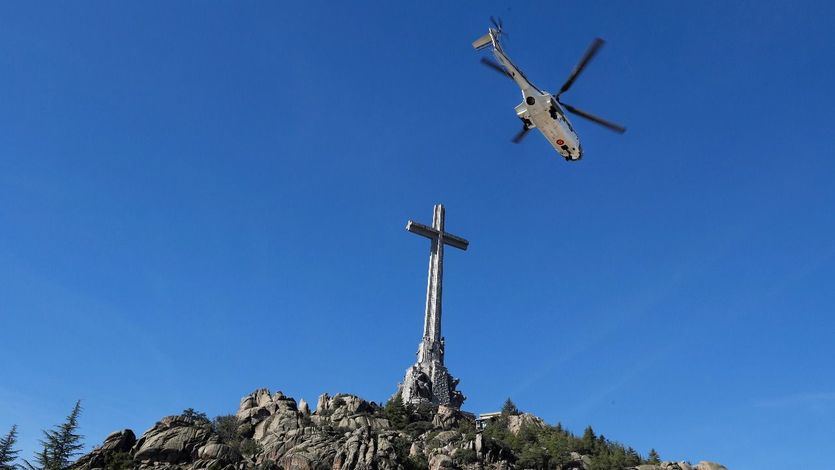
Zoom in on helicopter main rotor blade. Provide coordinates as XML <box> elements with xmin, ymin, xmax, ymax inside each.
<box><xmin>561</xmin><ymin>102</ymin><xmax>626</xmax><ymax>134</ymax></box>
<box><xmin>512</xmin><ymin>125</ymin><xmax>531</xmax><ymax>143</ymax></box>
<box><xmin>558</xmin><ymin>38</ymin><xmax>605</xmax><ymax>97</ymax></box>
<box><xmin>480</xmin><ymin>57</ymin><xmax>512</xmax><ymax>79</ymax></box>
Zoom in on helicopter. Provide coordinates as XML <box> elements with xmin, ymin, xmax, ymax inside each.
<box><xmin>473</xmin><ymin>17</ymin><xmax>626</xmax><ymax>161</ymax></box>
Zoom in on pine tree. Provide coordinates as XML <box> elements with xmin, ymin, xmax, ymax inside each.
<box><xmin>383</xmin><ymin>395</ymin><xmax>409</xmax><ymax>430</ymax></box>
<box><xmin>647</xmin><ymin>448</ymin><xmax>661</xmax><ymax>464</ymax></box>
<box><xmin>626</xmin><ymin>447</ymin><xmax>642</xmax><ymax>465</ymax></box>
<box><xmin>0</xmin><ymin>425</ymin><xmax>20</xmax><ymax>470</ymax></box>
<box><xmin>501</xmin><ymin>398</ymin><xmax>519</xmax><ymax>416</ymax></box>
<box><xmin>596</xmin><ymin>433</ymin><xmax>609</xmax><ymax>456</ymax></box>
<box><xmin>26</xmin><ymin>446</ymin><xmax>50</xmax><ymax>470</ymax></box>
<box><xmin>24</xmin><ymin>400</ymin><xmax>84</xmax><ymax>470</ymax></box>
<box><xmin>181</xmin><ymin>408</ymin><xmax>209</xmax><ymax>423</ymax></box>
<box><xmin>581</xmin><ymin>425</ymin><xmax>596</xmax><ymax>454</ymax></box>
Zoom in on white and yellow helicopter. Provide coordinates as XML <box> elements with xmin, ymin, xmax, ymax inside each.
<box><xmin>473</xmin><ymin>18</ymin><xmax>626</xmax><ymax>161</ymax></box>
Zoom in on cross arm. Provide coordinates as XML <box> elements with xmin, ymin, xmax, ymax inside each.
<box><xmin>406</xmin><ymin>221</ymin><xmax>469</xmax><ymax>251</ymax></box>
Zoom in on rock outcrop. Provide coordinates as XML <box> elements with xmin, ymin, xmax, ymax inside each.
<box><xmin>132</xmin><ymin>415</ymin><xmax>215</xmax><ymax>464</ymax></box>
<box><xmin>72</xmin><ymin>429</ymin><xmax>136</xmax><ymax>469</ymax></box>
<box><xmin>506</xmin><ymin>413</ymin><xmax>545</xmax><ymax>435</ymax></box>
<box><xmin>635</xmin><ymin>462</ymin><xmax>727</xmax><ymax>470</ymax></box>
<box><xmin>72</xmin><ymin>388</ymin><xmax>725</xmax><ymax>470</ymax></box>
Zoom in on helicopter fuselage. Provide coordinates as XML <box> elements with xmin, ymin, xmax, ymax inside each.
<box><xmin>513</xmin><ymin>92</ymin><xmax>582</xmax><ymax>161</ymax></box>
<box><xmin>486</xmin><ymin>30</ymin><xmax>583</xmax><ymax>161</ymax></box>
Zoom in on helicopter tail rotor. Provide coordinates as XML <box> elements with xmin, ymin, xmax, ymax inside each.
<box><xmin>490</xmin><ymin>16</ymin><xmax>508</xmax><ymax>40</ymax></box>
<box><xmin>474</xmin><ymin>17</ymin><xmax>506</xmax><ymax>51</ymax></box>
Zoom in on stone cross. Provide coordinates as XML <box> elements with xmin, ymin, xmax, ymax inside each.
<box><xmin>406</xmin><ymin>204</ymin><xmax>469</xmax><ymax>365</ymax></box>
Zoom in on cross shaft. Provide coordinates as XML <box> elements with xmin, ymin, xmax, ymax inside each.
<box><xmin>406</xmin><ymin>204</ymin><xmax>468</xmax><ymax>363</ymax></box>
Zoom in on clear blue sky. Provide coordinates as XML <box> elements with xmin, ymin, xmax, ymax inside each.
<box><xmin>1</xmin><ymin>1</ymin><xmax>833</xmax><ymax>468</ymax></box>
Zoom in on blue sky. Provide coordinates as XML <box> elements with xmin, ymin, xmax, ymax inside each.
<box><xmin>1</xmin><ymin>1</ymin><xmax>833</xmax><ymax>468</ymax></box>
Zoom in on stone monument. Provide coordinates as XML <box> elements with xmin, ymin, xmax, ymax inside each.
<box><xmin>396</xmin><ymin>204</ymin><xmax>467</xmax><ymax>408</ymax></box>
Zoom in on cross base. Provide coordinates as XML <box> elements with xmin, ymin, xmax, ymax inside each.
<box><xmin>397</xmin><ymin>340</ymin><xmax>465</xmax><ymax>408</ymax></box>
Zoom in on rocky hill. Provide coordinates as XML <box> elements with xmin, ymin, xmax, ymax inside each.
<box><xmin>72</xmin><ymin>388</ymin><xmax>725</xmax><ymax>470</ymax></box>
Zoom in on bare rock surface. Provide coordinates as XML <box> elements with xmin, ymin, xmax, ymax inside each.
<box><xmin>132</xmin><ymin>415</ymin><xmax>214</xmax><ymax>464</ymax></box>
<box><xmin>432</xmin><ymin>405</ymin><xmax>470</xmax><ymax>430</ymax></box>
<box><xmin>506</xmin><ymin>413</ymin><xmax>546</xmax><ymax>435</ymax></box>
<box><xmin>694</xmin><ymin>462</ymin><xmax>727</xmax><ymax>470</ymax></box>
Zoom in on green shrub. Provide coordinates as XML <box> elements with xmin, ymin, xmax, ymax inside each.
<box><xmin>479</xmin><ymin>411</ymin><xmax>649</xmax><ymax>470</ymax></box>
<box><xmin>213</xmin><ymin>415</ymin><xmax>240</xmax><ymax>446</ymax></box>
<box><xmin>457</xmin><ymin>418</ymin><xmax>476</xmax><ymax>441</ymax></box>
<box><xmin>182</xmin><ymin>408</ymin><xmax>210</xmax><ymax>424</ymax></box>
<box><xmin>455</xmin><ymin>448</ymin><xmax>478</xmax><ymax>464</ymax></box>
<box><xmin>240</xmin><ymin>438</ymin><xmax>262</xmax><ymax>458</ymax></box>
<box><xmin>517</xmin><ymin>445</ymin><xmax>548</xmax><ymax>469</ymax></box>
<box><xmin>405</xmin><ymin>454</ymin><xmax>428</xmax><ymax>470</ymax></box>
<box><xmin>382</xmin><ymin>396</ymin><xmax>409</xmax><ymax>430</ymax></box>
<box><xmin>391</xmin><ymin>435</ymin><xmax>427</xmax><ymax>470</ymax></box>
<box><xmin>403</xmin><ymin>421</ymin><xmax>433</xmax><ymax>438</ymax></box>
<box><xmin>102</xmin><ymin>451</ymin><xmax>132</xmax><ymax>470</ymax></box>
